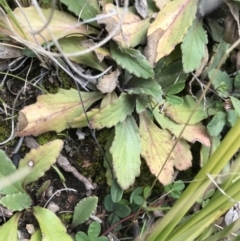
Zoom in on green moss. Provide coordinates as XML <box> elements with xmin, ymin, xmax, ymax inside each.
<box><xmin>59</xmin><ymin>212</ymin><xmax>73</xmax><ymax>224</ymax></box>
<box><xmin>58</xmin><ymin>69</ymin><xmax>75</xmax><ymax>89</ymax></box>
<box><xmin>0</xmin><ymin>121</ymin><xmax>14</xmax><ymax>145</ymax></box>
<box><xmin>36</xmin><ymin>131</ymin><xmax>64</xmax><ymax>145</ymax></box>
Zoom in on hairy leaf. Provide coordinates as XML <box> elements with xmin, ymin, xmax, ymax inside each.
<box><xmin>181</xmin><ymin>19</ymin><xmax>208</xmax><ymax>73</ymax></box>
<box><xmin>0</xmin><ymin>150</ymin><xmax>25</xmax><ymax>194</ymax></box>
<box><xmin>0</xmin><ymin>213</ymin><xmax>21</xmax><ymax>241</ymax></box>
<box><xmin>110</xmin><ymin>42</ymin><xmax>154</xmax><ymax>79</ymax></box>
<box><xmin>59</xmin><ymin>37</ymin><xmax>107</xmax><ymax>71</ymax></box>
<box><xmin>18</xmin><ymin>140</ymin><xmax>63</xmax><ymax>186</ymax></box>
<box><xmin>207</xmin><ymin>111</ymin><xmax>226</xmax><ymax>137</ymax></box>
<box><xmin>153</xmin><ymin>109</ymin><xmax>210</xmax><ymax>146</ymax></box>
<box><xmin>16</xmin><ymin>89</ymin><xmax>103</xmax><ymax>136</ymax></box>
<box><xmin>0</xmin><ymin>192</ymin><xmax>32</xmax><ymax>211</ymax></box>
<box><xmin>98</xmin><ymin>4</ymin><xmax>151</xmax><ymax>47</ymax></box>
<box><xmin>164</xmin><ymin>95</ymin><xmax>208</xmax><ymax>124</ymax></box>
<box><xmin>59</xmin><ymin>0</ymin><xmax>100</xmax><ymax>26</ymax></box>
<box><xmin>139</xmin><ymin>111</ymin><xmax>175</xmax><ymax>185</ymax></box>
<box><xmin>110</xmin><ymin>116</ymin><xmax>141</xmax><ymax>189</ymax></box>
<box><xmin>0</xmin><ymin>7</ymin><xmax>97</xmax><ymax>45</ymax></box>
<box><xmin>125</xmin><ymin>78</ymin><xmax>162</xmax><ymax>101</ymax></box>
<box><xmin>72</xmin><ymin>196</ymin><xmax>98</xmax><ymax>228</ymax></box>
<box><xmin>144</xmin><ymin>0</ymin><xmax>198</xmax><ymax>64</ymax></box>
<box><xmin>33</xmin><ymin>206</ymin><xmax>73</xmax><ymax>241</ymax></box>
<box><xmin>90</xmin><ymin>93</ymin><xmax>136</xmax><ymax>129</ymax></box>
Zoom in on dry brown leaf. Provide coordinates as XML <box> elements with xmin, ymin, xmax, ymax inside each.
<box><xmin>97</xmin><ymin>4</ymin><xmax>151</xmax><ymax>47</ymax></box>
<box><xmin>97</xmin><ymin>69</ymin><xmax>120</xmax><ymax>93</ymax></box>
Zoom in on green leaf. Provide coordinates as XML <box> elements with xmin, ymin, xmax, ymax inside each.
<box><xmin>207</xmin><ymin>111</ymin><xmax>226</xmax><ymax>137</ymax></box>
<box><xmin>130</xmin><ymin>187</ymin><xmax>143</xmax><ymax>203</ymax></box>
<box><xmin>110</xmin><ymin>42</ymin><xmax>154</xmax><ymax>79</ymax></box>
<box><xmin>0</xmin><ymin>150</ymin><xmax>25</xmax><ymax>194</ymax></box>
<box><xmin>125</xmin><ymin>78</ymin><xmax>162</xmax><ymax>101</ymax></box>
<box><xmin>155</xmin><ymin>59</ymin><xmax>187</xmax><ymax>93</ymax></box>
<box><xmin>133</xmin><ymin>195</ymin><xmax>145</xmax><ymax>205</ymax></box>
<box><xmin>30</xmin><ymin>229</ymin><xmax>42</xmax><ymax>241</ymax></box>
<box><xmin>0</xmin><ymin>192</ymin><xmax>32</xmax><ymax>211</ymax></box>
<box><xmin>110</xmin><ymin>116</ymin><xmax>141</xmax><ymax>189</ymax></box>
<box><xmin>115</xmin><ymin>203</ymin><xmax>131</xmax><ymax>218</ymax></box>
<box><xmin>104</xmin><ymin>130</ymin><xmax>115</xmax><ymax>186</ymax></box>
<box><xmin>90</xmin><ymin>94</ymin><xmax>136</xmax><ymax>129</ymax></box>
<box><xmin>166</xmin><ymin>81</ymin><xmax>185</xmax><ymax>95</ymax></box>
<box><xmin>136</xmin><ymin>94</ymin><xmax>150</xmax><ymax>113</ymax></box>
<box><xmin>230</xmin><ymin>96</ymin><xmax>240</xmax><ymax>117</ymax></box>
<box><xmin>0</xmin><ymin>213</ymin><xmax>21</xmax><ymax>241</ymax></box>
<box><xmin>96</xmin><ymin>237</ymin><xmax>108</xmax><ymax>241</ymax></box>
<box><xmin>59</xmin><ymin>37</ymin><xmax>106</xmax><ymax>71</ymax></box>
<box><xmin>108</xmin><ymin>213</ymin><xmax>121</xmax><ymax>230</ymax></box>
<box><xmin>166</xmin><ymin>95</ymin><xmax>183</xmax><ymax>105</ymax></box>
<box><xmin>227</xmin><ymin>109</ymin><xmax>237</xmax><ymax>126</ymax></box>
<box><xmin>18</xmin><ymin>140</ymin><xmax>63</xmax><ymax>186</ymax></box>
<box><xmin>23</xmin><ymin>47</ymin><xmax>37</xmax><ymax>57</ymax></box>
<box><xmin>72</xmin><ymin>196</ymin><xmax>98</xmax><ymax>228</ymax></box>
<box><xmin>202</xmin><ymin>41</ymin><xmax>230</xmax><ymax>78</ymax></box>
<box><xmin>88</xmin><ymin>222</ymin><xmax>101</xmax><ymax>240</ymax></box>
<box><xmin>33</xmin><ymin>206</ymin><xmax>73</xmax><ymax>241</ymax></box>
<box><xmin>111</xmin><ymin>179</ymin><xmax>123</xmax><ymax>203</ymax></box>
<box><xmin>103</xmin><ymin>194</ymin><xmax>114</xmax><ymax>212</ymax></box>
<box><xmin>173</xmin><ymin>180</ymin><xmax>185</xmax><ymax>191</ymax></box>
<box><xmin>143</xmin><ymin>186</ymin><xmax>151</xmax><ymax>199</ymax></box>
<box><xmin>69</xmin><ymin>108</ymin><xmax>99</xmax><ymax>128</ymax></box>
<box><xmin>59</xmin><ymin>0</ymin><xmax>100</xmax><ymax>27</ymax></box>
<box><xmin>164</xmin><ymin>95</ymin><xmax>208</xmax><ymax>124</ymax></box>
<box><xmin>181</xmin><ymin>19</ymin><xmax>208</xmax><ymax>73</ymax></box>
<box><xmin>209</xmin><ymin>69</ymin><xmax>232</xmax><ymax>98</ymax></box>
<box><xmin>75</xmin><ymin>232</ymin><xmax>89</xmax><ymax>241</ymax></box>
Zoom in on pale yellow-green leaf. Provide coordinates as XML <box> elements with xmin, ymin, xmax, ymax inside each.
<box><xmin>0</xmin><ymin>7</ymin><xmax>98</xmax><ymax>45</ymax></box>
<box><xmin>110</xmin><ymin>116</ymin><xmax>141</xmax><ymax>189</ymax></box>
<box><xmin>153</xmin><ymin>109</ymin><xmax>210</xmax><ymax>146</ymax></box>
<box><xmin>33</xmin><ymin>206</ymin><xmax>73</xmax><ymax>241</ymax></box>
<box><xmin>18</xmin><ymin>140</ymin><xmax>63</xmax><ymax>186</ymax></box>
<box><xmin>164</xmin><ymin>95</ymin><xmax>208</xmax><ymax>124</ymax></box>
<box><xmin>90</xmin><ymin>93</ymin><xmax>136</xmax><ymax>129</ymax></box>
<box><xmin>59</xmin><ymin>37</ymin><xmax>107</xmax><ymax>71</ymax></box>
<box><xmin>145</xmin><ymin>0</ymin><xmax>198</xmax><ymax>64</ymax></box>
<box><xmin>16</xmin><ymin>89</ymin><xmax>103</xmax><ymax>136</ymax></box>
<box><xmin>0</xmin><ymin>213</ymin><xmax>22</xmax><ymax>241</ymax></box>
<box><xmin>139</xmin><ymin>111</ymin><xmax>175</xmax><ymax>185</ymax></box>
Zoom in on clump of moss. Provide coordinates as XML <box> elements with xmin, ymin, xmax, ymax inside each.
<box><xmin>59</xmin><ymin>212</ymin><xmax>73</xmax><ymax>225</ymax></box>
<box><xmin>0</xmin><ymin>121</ymin><xmax>12</xmax><ymax>143</ymax></box>
<box><xmin>36</xmin><ymin>131</ymin><xmax>64</xmax><ymax>145</ymax></box>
